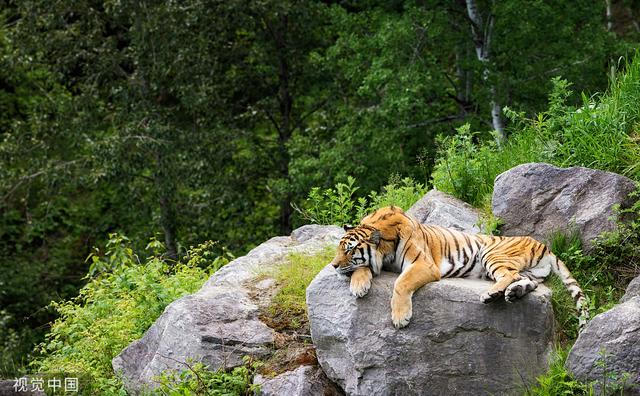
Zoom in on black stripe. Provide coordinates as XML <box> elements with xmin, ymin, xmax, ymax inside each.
<box><xmin>443</xmin><ymin>267</ymin><xmax>457</xmax><ymax>278</ymax></box>
<box><xmin>459</xmin><ymin>261</ymin><xmax>475</xmax><ymax>277</ymax></box>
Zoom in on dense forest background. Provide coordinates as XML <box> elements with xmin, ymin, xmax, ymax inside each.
<box><xmin>1</xmin><ymin>0</ymin><xmax>640</xmax><ymax>381</ymax></box>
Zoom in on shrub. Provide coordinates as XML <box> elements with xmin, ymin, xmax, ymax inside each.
<box><xmin>297</xmin><ymin>175</ymin><xmax>426</xmax><ymax>226</ymax></box>
<box><xmin>430</xmin><ymin>122</ymin><xmax>548</xmax><ymax>207</ymax></box>
<box><xmin>29</xmin><ymin>234</ymin><xmax>230</xmax><ymax>394</ymax></box>
<box><xmin>154</xmin><ymin>358</ymin><xmax>260</xmax><ymax>396</ymax></box>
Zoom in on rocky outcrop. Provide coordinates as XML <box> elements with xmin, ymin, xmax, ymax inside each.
<box><xmin>565</xmin><ymin>296</ymin><xmax>640</xmax><ymax>394</ymax></box>
<box><xmin>307</xmin><ymin>269</ymin><xmax>555</xmax><ymax>396</ymax></box>
<box><xmin>492</xmin><ymin>163</ymin><xmax>636</xmax><ymax>251</ymax></box>
<box><xmin>253</xmin><ymin>365</ymin><xmax>342</xmax><ymax>396</ymax></box>
<box><xmin>112</xmin><ymin>225</ymin><xmax>342</xmax><ymax>394</ymax></box>
<box><xmin>407</xmin><ymin>189</ymin><xmax>482</xmax><ymax>233</ymax></box>
<box><xmin>621</xmin><ymin>276</ymin><xmax>640</xmax><ymax>303</ymax></box>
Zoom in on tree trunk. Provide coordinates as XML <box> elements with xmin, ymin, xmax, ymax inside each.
<box><xmin>465</xmin><ymin>0</ymin><xmax>506</xmax><ymax>142</ymax></box>
<box><xmin>606</xmin><ymin>0</ymin><xmax>613</xmax><ymax>32</ymax></box>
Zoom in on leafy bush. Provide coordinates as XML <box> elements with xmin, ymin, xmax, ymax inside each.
<box><xmin>431</xmin><ymin>122</ymin><xmax>548</xmax><ymax>207</ymax></box>
<box><xmin>29</xmin><ymin>234</ymin><xmax>230</xmax><ymax>394</ymax></box>
<box><xmin>297</xmin><ymin>175</ymin><xmax>426</xmax><ymax>226</ymax></box>
<box><xmin>154</xmin><ymin>358</ymin><xmax>260</xmax><ymax>396</ymax></box>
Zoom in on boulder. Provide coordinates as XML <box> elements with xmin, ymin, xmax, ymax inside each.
<box><xmin>307</xmin><ymin>267</ymin><xmax>555</xmax><ymax>396</ymax></box>
<box><xmin>621</xmin><ymin>276</ymin><xmax>640</xmax><ymax>303</ymax></box>
<box><xmin>566</xmin><ymin>297</ymin><xmax>640</xmax><ymax>394</ymax></box>
<box><xmin>112</xmin><ymin>225</ymin><xmax>343</xmax><ymax>394</ymax></box>
<box><xmin>253</xmin><ymin>365</ymin><xmax>342</xmax><ymax>396</ymax></box>
<box><xmin>407</xmin><ymin>189</ymin><xmax>482</xmax><ymax>233</ymax></box>
<box><xmin>492</xmin><ymin>163</ymin><xmax>636</xmax><ymax>251</ymax></box>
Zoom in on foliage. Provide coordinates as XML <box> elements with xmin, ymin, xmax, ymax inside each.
<box><xmin>1</xmin><ymin>0</ymin><xmax>639</xmax><ymax>379</ymax></box>
<box><xmin>297</xmin><ymin>176</ymin><xmax>426</xmax><ymax>226</ymax></box>
<box><xmin>526</xmin><ymin>346</ymin><xmax>635</xmax><ymax>396</ymax></box>
<box><xmin>266</xmin><ymin>247</ymin><xmax>335</xmax><ymax>331</ymax></box>
<box><xmin>546</xmin><ymin>191</ymin><xmax>640</xmax><ymax>342</ymax></box>
<box><xmin>524</xmin><ymin>347</ymin><xmax>590</xmax><ymax>396</ymax></box>
<box><xmin>154</xmin><ymin>358</ymin><xmax>261</xmax><ymax>396</ymax></box>
<box><xmin>296</xmin><ymin>176</ymin><xmax>367</xmax><ymax>227</ymax></box>
<box><xmin>29</xmin><ymin>234</ymin><xmax>228</xmax><ymax>394</ymax></box>
<box><xmin>431</xmin><ymin>122</ymin><xmax>547</xmax><ymax>207</ymax></box>
<box><xmin>432</xmin><ymin>57</ymin><xmax>640</xmax><ymax>207</ymax></box>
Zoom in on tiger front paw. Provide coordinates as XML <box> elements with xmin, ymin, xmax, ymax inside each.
<box><xmin>349</xmin><ymin>268</ymin><xmax>372</xmax><ymax>298</ymax></box>
<box><xmin>391</xmin><ymin>294</ymin><xmax>412</xmax><ymax>329</ymax></box>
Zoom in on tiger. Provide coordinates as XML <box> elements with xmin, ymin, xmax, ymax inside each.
<box><xmin>329</xmin><ymin>205</ymin><xmax>589</xmax><ymax>329</ymax></box>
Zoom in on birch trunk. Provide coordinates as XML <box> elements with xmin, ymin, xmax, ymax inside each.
<box><xmin>606</xmin><ymin>0</ymin><xmax>613</xmax><ymax>31</ymax></box>
<box><xmin>465</xmin><ymin>0</ymin><xmax>506</xmax><ymax>142</ymax></box>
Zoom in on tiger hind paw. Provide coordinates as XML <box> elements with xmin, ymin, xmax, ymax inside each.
<box><xmin>505</xmin><ymin>279</ymin><xmax>538</xmax><ymax>303</ymax></box>
<box><xmin>480</xmin><ymin>290</ymin><xmax>503</xmax><ymax>304</ymax></box>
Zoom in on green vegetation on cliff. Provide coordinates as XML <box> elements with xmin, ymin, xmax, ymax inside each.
<box><xmin>1</xmin><ymin>0</ymin><xmax>640</xmax><ymax>393</ymax></box>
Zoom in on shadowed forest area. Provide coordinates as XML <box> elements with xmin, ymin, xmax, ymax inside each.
<box><xmin>1</xmin><ymin>0</ymin><xmax>640</xmax><ymax>392</ymax></box>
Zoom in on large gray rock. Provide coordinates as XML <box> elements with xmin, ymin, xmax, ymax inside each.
<box><xmin>407</xmin><ymin>189</ymin><xmax>482</xmax><ymax>233</ymax></box>
<box><xmin>566</xmin><ymin>297</ymin><xmax>640</xmax><ymax>394</ymax></box>
<box><xmin>253</xmin><ymin>365</ymin><xmax>342</xmax><ymax>396</ymax></box>
<box><xmin>113</xmin><ymin>225</ymin><xmax>342</xmax><ymax>394</ymax></box>
<box><xmin>492</xmin><ymin>163</ymin><xmax>636</xmax><ymax>251</ymax></box>
<box><xmin>621</xmin><ymin>276</ymin><xmax>640</xmax><ymax>303</ymax></box>
<box><xmin>307</xmin><ymin>267</ymin><xmax>555</xmax><ymax>396</ymax></box>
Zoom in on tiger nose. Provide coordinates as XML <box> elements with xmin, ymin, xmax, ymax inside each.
<box><xmin>330</xmin><ymin>259</ymin><xmax>339</xmax><ymax>268</ymax></box>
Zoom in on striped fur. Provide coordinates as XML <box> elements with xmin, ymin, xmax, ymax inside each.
<box><xmin>330</xmin><ymin>206</ymin><xmax>589</xmax><ymax>329</ymax></box>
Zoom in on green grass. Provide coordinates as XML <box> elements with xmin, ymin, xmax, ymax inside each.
<box><xmin>432</xmin><ymin>56</ymin><xmax>640</xmax><ymax>208</ymax></box>
<box><xmin>264</xmin><ymin>247</ymin><xmax>335</xmax><ymax>331</ymax></box>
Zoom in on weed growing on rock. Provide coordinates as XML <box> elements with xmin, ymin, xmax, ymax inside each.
<box><xmin>525</xmin><ymin>347</ymin><xmax>590</xmax><ymax>395</ymax></box>
<box><xmin>257</xmin><ymin>247</ymin><xmax>335</xmax><ymax>377</ymax></box>
<box><xmin>264</xmin><ymin>247</ymin><xmax>335</xmax><ymax>332</ymax></box>
<box><xmin>527</xmin><ymin>347</ymin><xmax>635</xmax><ymax>396</ymax></box>
<box><xmin>154</xmin><ymin>357</ymin><xmax>261</xmax><ymax>396</ymax></box>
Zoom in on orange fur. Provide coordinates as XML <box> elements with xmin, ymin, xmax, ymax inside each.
<box><xmin>330</xmin><ymin>206</ymin><xmax>588</xmax><ymax>329</ymax></box>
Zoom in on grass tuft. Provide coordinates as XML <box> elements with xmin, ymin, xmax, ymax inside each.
<box><xmin>264</xmin><ymin>247</ymin><xmax>335</xmax><ymax>332</ymax></box>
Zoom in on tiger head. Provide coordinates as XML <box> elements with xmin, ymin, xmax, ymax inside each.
<box><xmin>330</xmin><ymin>224</ymin><xmax>381</xmax><ymax>276</ymax></box>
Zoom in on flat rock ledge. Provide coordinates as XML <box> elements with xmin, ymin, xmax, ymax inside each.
<box><xmin>112</xmin><ymin>224</ymin><xmax>343</xmax><ymax>394</ymax></box>
<box><xmin>307</xmin><ymin>267</ymin><xmax>555</xmax><ymax>396</ymax></box>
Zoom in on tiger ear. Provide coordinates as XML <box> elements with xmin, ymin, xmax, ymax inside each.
<box><xmin>343</xmin><ymin>224</ymin><xmax>355</xmax><ymax>231</ymax></box>
<box><xmin>368</xmin><ymin>230</ymin><xmax>381</xmax><ymax>245</ymax></box>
